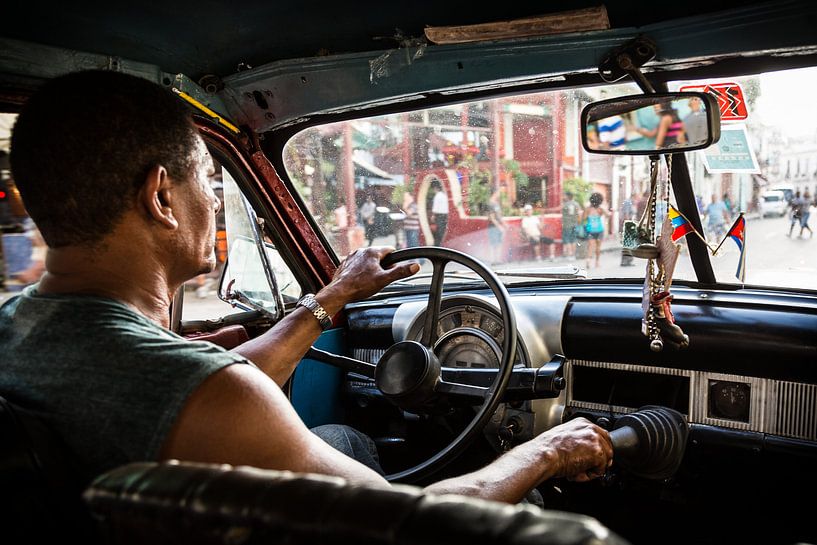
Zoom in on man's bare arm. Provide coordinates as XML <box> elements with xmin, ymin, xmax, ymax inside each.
<box><xmin>160</xmin><ymin>363</ymin><xmax>390</xmax><ymax>487</ymax></box>
<box><xmin>232</xmin><ymin>247</ymin><xmax>419</xmax><ymax>385</ymax></box>
<box><xmin>162</xmin><ymin>364</ymin><xmax>612</xmax><ymax>504</ymax></box>
<box><xmin>423</xmin><ymin>418</ymin><xmax>612</xmax><ymax>503</ymax></box>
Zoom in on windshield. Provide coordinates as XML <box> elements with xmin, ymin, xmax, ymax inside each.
<box><xmin>672</xmin><ymin>67</ymin><xmax>817</xmax><ymax>290</ymax></box>
<box><xmin>283</xmin><ymin>68</ymin><xmax>817</xmax><ymax>291</ymax></box>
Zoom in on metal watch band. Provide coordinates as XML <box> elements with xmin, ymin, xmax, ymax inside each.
<box><xmin>297</xmin><ymin>293</ymin><xmax>333</xmax><ymax>331</ymax></box>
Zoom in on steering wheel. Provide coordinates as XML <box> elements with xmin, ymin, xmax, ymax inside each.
<box><xmin>306</xmin><ymin>246</ymin><xmax>517</xmax><ymax>484</ymax></box>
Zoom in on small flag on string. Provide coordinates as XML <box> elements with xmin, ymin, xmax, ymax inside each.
<box><xmin>714</xmin><ymin>213</ymin><xmax>746</xmax><ymax>282</ymax></box>
<box><xmin>667</xmin><ymin>205</ymin><xmax>695</xmax><ymax>242</ymax></box>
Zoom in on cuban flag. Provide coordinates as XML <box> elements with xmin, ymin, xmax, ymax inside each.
<box><xmin>726</xmin><ymin>214</ymin><xmax>746</xmax><ymax>282</ymax></box>
<box><xmin>668</xmin><ymin>205</ymin><xmax>695</xmax><ymax>242</ymax></box>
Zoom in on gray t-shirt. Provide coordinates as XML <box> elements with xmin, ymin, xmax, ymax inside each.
<box><xmin>0</xmin><ymin>286</ymin><xmax>248</xmax><ymax>478</ymax></box>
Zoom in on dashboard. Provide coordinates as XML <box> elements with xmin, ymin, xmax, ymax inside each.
<box><xmin>346</xmin><ymin>285</ymin><xmax>817</xmax><ymax>449</ymax></box>
<box><xmin>341</xmin><ymin>283</ymin><xmax>817</xmax><ymax>544</ymax></box>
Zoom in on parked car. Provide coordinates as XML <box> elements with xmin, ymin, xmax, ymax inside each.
<box><xmin>2</xmin><ymin>3</ymin><xmax>817</xmax><ymax>545</ymax></box>
<box><xmin>759</xmin><ymin>190</ymin><xmax>788</xmax><ymax>217</ymax></box>
<box><xmin>769</xmin><ymin>184</ymin><xmax>795</xmax><ymax>204</ymax></box>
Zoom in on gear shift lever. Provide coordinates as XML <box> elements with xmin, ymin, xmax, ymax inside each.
<box><xmin>608</xmin><ymin>406</ymin><xmax>689</xmax><ymax>480</ymax></box>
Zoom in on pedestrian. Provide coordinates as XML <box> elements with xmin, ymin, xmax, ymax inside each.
<box><xmin>704</xmin><ymin>193</ymin><xmax>730</xmax><ymax>240</ymax></box>
<box><xmin>520</xmin><ymin>204</ymin><xmax>554</xmax><ymax>261</ymax></box>
<box><xmin>638</xmin><ymin>101</ymin><xmax>686</xmax><ymax>148</ymax></box>
<box><xmin>402</xmin><ymin>192</ymin><xmax>420</xmax><ymax>248</ymax></box>
<box><xmin>798</xmin><ymin>190</ymin><xmax>813</xmax><ymax>238</ymax></box>
<box><xmin>487</xmin><ymin>188</ymin><xmax>507</xmax><ymax>264</ymax></box>
<box><xmin>561</xmin><ymin>191</ymin><xmax>581</xmax><ymax>258</ymax></box>
<box><xmin>359</xmin><ymin>194</ymin><xmax>376</xmax><ymax>246</ymax></box>
<box><xmin>722</xmin><ymin>192</ymin><xmax>733</xmax><ymax>220</ymax></box>
<box><xmin>581</xmin><ymin>192</ymin><xmax>610</xmax><ymax>269</ymax></box>
<box><xmin>787</xmin><ymin>190</ymin><xmax>804</xmax><ymax>237</ymax></box>
<box><xmin>683</xmin><ymin>96</ymin><xmax>708</xmax><ymax>145</ymax></box>
<box><xmin>431</xmin><ymin>181</ymin><xmax>448</xmax><ymax>246</ymax></box>
<box><xmin>597</xmin><ymin>114</ymin><xmax>626</xmax><ymax>150</ymax></box>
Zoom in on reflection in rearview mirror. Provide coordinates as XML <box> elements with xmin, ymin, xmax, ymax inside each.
<box><xmin>581</xmin><ymin>92</ymin><xmax>720</xmax><ymax>155</ymax></box>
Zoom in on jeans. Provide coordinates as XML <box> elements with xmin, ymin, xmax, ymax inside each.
<box><xmin>312</xmin><ymin>424</ymin><xmax>544</xmax><ymax>507</ymax></box>
<box><xmin>433</xmin><ymin>214</ymin><xmax>448</xmax><ymax>246</ymax></box>
<box><xmin>311</xmin><ymin>424</ymin><xmax>385</xmax><ymax>476</ymax></box>
<box><xmin>405</xmin><ymin>229</ymin><xmax>419</xmax><ymax>248</ymax></box>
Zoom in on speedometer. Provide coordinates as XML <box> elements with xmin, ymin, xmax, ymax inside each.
<box><xmin>436</xmin><ymin>328</ymin><xmax>501</xmax><ymax>368</ymax></box>
<box><xmin>415</xmin><ymin>303</ymin><xmax>524</xmax><ymax>368</ymax></box>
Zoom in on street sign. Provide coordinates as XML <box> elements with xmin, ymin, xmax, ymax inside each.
<box><xmin>700</xmin><ymin>125</ymin><xmax>760</xmax><ymax>173</ymax></box>
<box><xmin>680</xmin><ymin>82</ymin><xmax>748</xmax><ymax>121</ymax></box>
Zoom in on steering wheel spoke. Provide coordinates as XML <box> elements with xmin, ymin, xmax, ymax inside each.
<box><xmin>305</xmin><ymin>347</ymin><xmax>377</xmax><ymax>379</ymax></box>
<box><xmin>420</xmin><ymin>258</ymin><xmax>448</xmax><ymax>348</ymax></box>
<box><xmin>434</xmin><ymin>379</ymin><xmax>488</xmax><ymax>400</ymax></box>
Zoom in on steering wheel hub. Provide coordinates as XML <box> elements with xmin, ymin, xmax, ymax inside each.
<box><xmin>375</xmin><ymin>341</ymin><xmax>441</xmax><ymax>408</ymax></box>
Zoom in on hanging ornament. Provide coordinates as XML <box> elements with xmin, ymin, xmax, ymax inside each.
<box><xmin>635</xmin><ymin>156</ymin><xmax>689</xmax><ymax>352</ymax></box>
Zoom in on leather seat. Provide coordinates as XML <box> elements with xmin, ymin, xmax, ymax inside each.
<box><xmin>0</xmin><ymin>395</ymin><xmax>95</xmax><ymax>544</ymax></box>
<box><xmin>84</xmin><ymin>461</ymin><xmax>631</xmax><ymax>545</ymax></box>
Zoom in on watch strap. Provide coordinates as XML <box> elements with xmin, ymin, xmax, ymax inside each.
<box><xmin>297</xmin><ymin>293</ymin><xmax>333</xmax><ymax>331</ymax></box>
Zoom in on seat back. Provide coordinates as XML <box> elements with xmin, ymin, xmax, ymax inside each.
<box><xmin>84</xmin><ymin>461</ymin><xmax>632</xmax><ymax>545</ymax></box>
<box><xmin>0</xmin><ymin>396</ymin><xmax>95</xmax><ymax>543</ymax></box>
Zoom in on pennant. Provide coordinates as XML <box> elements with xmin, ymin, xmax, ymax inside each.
<box><xmin>727</xmin><ymin>214</ymin><xmax>746</xmax><ymax>282</ymax></box>
<box><xmin>667</xmin><ymin>205</ymin><xmax>695</xmax><ymax>242</ymax></box>
<box><xmin>714</xmin><ymin>213</ymin><xmax>746</xmax><ymax>282</ymax></box>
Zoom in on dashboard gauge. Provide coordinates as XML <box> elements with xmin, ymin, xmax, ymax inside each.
<box><xmin>708</xmin><ymin>380</ymin><xmax>751</xmax><ymax>422</ymax></box>
<box><xmin>435</xmin><ymin>328</ymin><xmax>501</xmax><ymax>368</ymax></box>
<box><xmin>417</xmin><ymin>303</ymin><xmax>524</xmax><ymax>368</ymax></box>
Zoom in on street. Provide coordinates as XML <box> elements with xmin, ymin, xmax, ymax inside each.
<box><xmin>569</xmin><ymin>213</ymin><xmax>815</xmax><ymax>289</ymax></box>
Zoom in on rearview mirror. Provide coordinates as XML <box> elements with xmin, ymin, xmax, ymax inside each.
<box><xmin>581</xmin><ymin>92</ymin><xmax>720</xmax><ymax>155</ymax></box>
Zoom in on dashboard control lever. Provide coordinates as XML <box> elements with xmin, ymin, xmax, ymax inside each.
<box><xmin>532</xmin><ymin>354</ymin><xmax>567</xmax><ymax>396</ymax></box>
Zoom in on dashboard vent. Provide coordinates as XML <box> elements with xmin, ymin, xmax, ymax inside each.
<box><xmin>773</xmin><ymin>381</ymin><xmax>817</xmax><ymax>441</ymax></box>
<box><xmin>352</xmin><ymin>348</ymin><xmax>386</xmax><ymax>364</ymax></box>
<box><xmin>567</xmin><ymin>360</ymin><xmax>817</xmax><ymax>442</ymax></box>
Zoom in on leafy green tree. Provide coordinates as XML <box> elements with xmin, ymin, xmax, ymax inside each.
<box><xmin>563</xmin><ymin>177</ymin><xmax>593</xmax><ymax>207</ymax></box>
<box><xmin>459</xmin><ymin>155</ymin><xmax>493</xmax><ymax>214</ymax></box>
<box><xmin>468</xmin><ymin>177</ymin><xmax>492</xmax><ymax>215</ymax></box>
<box><xmin>502</xmin><ymin>159</ymin><xmax>529</xmax><ymax>188</ymax></box>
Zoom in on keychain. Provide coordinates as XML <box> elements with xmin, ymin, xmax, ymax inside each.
<box><xmin>635</xmin><ymin>156</ymin><xmax>689</xmax><ymax>352</ymax></box>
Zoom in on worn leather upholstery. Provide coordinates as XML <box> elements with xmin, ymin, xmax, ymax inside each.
<box><xmin>84</xmin><ymin>461</ymin><xmax>631</xmax><ymax>545</ymax></box>
<box><xmin>0</xmin><ymin>396</ymin><xmax>94</xmax><ymax>543</ymax></box>
<box><xmin>184</xmin><ymin>324</ymin><xmax>250</xmax><ymax>350</ymax></box>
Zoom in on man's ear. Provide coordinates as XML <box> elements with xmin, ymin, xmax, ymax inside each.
<box><xmin>140</xmin><ymin>165</ymin><xmax>179</xmax><ymax>229</ymax></box>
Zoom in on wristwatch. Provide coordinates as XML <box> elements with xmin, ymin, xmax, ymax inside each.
<box><xmin>296</xmin><ymin>293</ymin><xmax>333</xmax><ymax>331</ymax></box>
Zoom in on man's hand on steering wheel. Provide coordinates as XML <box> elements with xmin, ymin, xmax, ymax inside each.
<box><xmin>318</xmin><ymin>246</ymin><xmax>420</xmax><ymax>314</ymax></box>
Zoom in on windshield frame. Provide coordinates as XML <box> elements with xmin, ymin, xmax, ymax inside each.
<box><xmin>258</xmin><ymin>31</ymin><xmax>817</xmax><ymax>294</ymax></box>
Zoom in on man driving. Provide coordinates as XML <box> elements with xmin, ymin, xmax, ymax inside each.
<box><xmin>0</xmin><ymin>70</ymin><xmax>612</xmax><ymax>504</ymax></box>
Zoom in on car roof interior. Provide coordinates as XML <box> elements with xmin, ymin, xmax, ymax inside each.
<box><xmin>2</xmin><ymin>1</ymin><xmax>798</xmax><ymax>80</ymax></box>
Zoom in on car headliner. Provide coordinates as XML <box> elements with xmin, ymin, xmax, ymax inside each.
<box><xmin>3</xmin><ymin>1</ymin><xmax>817</xmax><ymax>137</ymax></box>
<box><xmin>2</xmin><ymin>1</ymin><xmax>794</xmax><ymax>80</ymax></box>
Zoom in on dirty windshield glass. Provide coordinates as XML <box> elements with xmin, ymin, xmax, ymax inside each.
<box><xmin>284</xmin><ymin>71</ymin><xmax>816</xmax><ymax>291</ymax></box>
<box><xmin>673</xmin><ymin>67</ymin><xmax>817</xmax><ymax>290</ymax></box>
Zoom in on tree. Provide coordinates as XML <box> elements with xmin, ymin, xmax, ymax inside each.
<box><xmin>459</xmin><ymin>154</ymin><xmax>493</xmax><ymax>215</ymax></box>
<box><xmin>563</xmin><ymin>177</ymin><xmax>593</xmax><ymax>207</ymax></box>
<box><xmin>502</xmin><ymin>159</ymin><xmax>529</xmax><ymax>189</ymax></box>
